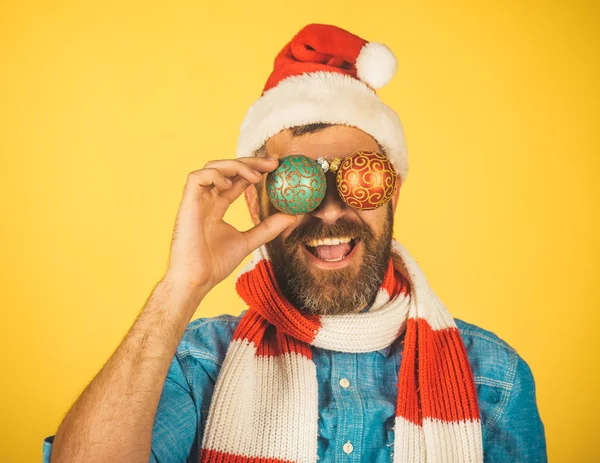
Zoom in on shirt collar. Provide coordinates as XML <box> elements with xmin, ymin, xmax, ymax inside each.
<box><xmin>376</xmin><ymin>331</ymin><xmax>405</xmax><ymax>357</ymax></box>
<box><xmin>376</xmin><ymin>345</ymin><xmax>393</xmax><ymax>357</ymax></box>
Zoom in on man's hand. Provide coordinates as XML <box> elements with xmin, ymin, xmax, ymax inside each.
<box><xmin>48</xmin><ymin>156</ymin><xmax>297</xmax><ymax>463</ymax></box>
<box><xmin>164</xmin><ymin>156</ymin><xmax>297</xmax><ymax>295</ymax></box>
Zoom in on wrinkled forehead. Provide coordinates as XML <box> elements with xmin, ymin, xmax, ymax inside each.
<box><xmin>264</xmin><ymin>125</ymin><xmax>382</xmax><ymax>161</ymax></box>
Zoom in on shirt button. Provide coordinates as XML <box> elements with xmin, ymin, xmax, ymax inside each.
<box><xmin>343</xmin><ymin>441</ymin><xmax>353</xmax><ymax>454</ymax></box>
<box><xmin>339</xmin><ymin>378</ymin><xmax>350</xmax><ymax>388</ymax></box>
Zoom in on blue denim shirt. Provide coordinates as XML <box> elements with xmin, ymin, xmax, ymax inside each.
<box><xmin>43</xmin><ymin>312</ymin><xmax>547</xmax><ymax>462</ymax></box>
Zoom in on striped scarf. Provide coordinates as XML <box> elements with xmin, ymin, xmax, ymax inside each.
<box><xmin>199</xmin><ymin>239</ymin><xmax>483</xmax><ymax>462</ymax></box>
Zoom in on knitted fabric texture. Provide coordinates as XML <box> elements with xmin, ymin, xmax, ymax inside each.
<box><xmin>199</xmin><ymin>239</ymin><xmax>483</xmax><ymax>462</ymax></box>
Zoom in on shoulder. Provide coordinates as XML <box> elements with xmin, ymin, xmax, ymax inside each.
<box><xmin>455</xmin><ymin>317</ymin><xmax>517</xmax><ymax>355</ymax></box>
<box><xmin>176</xmin><ymin>311</ymin><xmax>245</xmax><ymax>366</ymax></box>
<box><xmin>454</xmin><ymin>318</ymin><xmax>540</xmax><ymax>436</ymax></box>
<box><xmin>455</xmin><ymin>317</ymin><xmax>517</xmax><ymax>358</ymax></box>
<box><xmin>454</xmin><ymin>317</ymin><xmax>521</xmax><ymax>388</ymax></box>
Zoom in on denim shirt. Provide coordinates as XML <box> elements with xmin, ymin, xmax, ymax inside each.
<box><xmin>42</xmin><ymin>312</ymin><xmax>547</xmax><ymax>462</ymax></box>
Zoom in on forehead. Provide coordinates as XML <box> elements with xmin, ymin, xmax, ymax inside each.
<box><xmin>264</xmin><ymin>125</ymin><xmax>381</xmax><ymax>160</ymax></box>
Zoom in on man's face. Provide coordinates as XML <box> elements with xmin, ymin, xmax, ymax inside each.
<box><xmin>245</xmin><ymin>125</ymin><xmax>401</xmax><ymax>316</ymax></box>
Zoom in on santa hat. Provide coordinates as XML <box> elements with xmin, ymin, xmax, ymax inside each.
<box><xmin>236</xmin><ymin>23</ymin><xmax>409</xmax><ymax>184</ymax></box>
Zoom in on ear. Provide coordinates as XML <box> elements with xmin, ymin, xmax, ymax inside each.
<box><xmin>390</xmin><ymin>174</ymin><xmax>402</xmax><ymax>214</ymax></box>
<box><xmin>244</xmin><ymin>184</ymin><xmax>261</xmax><ymax>226</ymax></box>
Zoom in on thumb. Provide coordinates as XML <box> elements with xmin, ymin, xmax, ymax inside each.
<box><xmin>242</xmin><ymin>212</ymin><xmax>299</xmax><ymax>253</ymax></box>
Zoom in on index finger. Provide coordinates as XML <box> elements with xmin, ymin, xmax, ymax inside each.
<box><xmin>200</xmin><ymin>157</ymin><xmax>279</xmax><ymax>184</ymax></box>
<box><xmin>228</xmin><ymin>156</ymin><xmax>280</xmax><ymax>173</ymax></box>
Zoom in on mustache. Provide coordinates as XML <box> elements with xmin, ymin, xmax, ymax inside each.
<box><xmin>285</xmin><ymin>216</ymin><xmax>374</xmax><ymax>247</ymax></box>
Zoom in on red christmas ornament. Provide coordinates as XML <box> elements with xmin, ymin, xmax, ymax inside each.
<box><xmin>334</xmin><ymin>151</ymin><xmax>398</xmax><ymax>210</ymax></box>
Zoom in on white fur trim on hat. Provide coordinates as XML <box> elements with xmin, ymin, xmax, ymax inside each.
<box><xmin>236</xmin><ymin>71</ymin><xmax>409</xmax><ymax>184</ymax></box>
<box><xmin>356</xmin><ymin>42</ymin><xmax>398</xmax><ymax>89</ymax></box>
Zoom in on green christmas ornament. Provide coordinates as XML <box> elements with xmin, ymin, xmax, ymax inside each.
<box><xmin>266</xmin><ymin>155</ymin><xmax>327</xmax><ymax>215</ymax></box>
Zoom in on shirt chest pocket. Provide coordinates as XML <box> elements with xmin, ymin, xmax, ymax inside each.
<box><xmin>474</xmin><ymin>380</ymin><xmax>510</xmax><ymax>447</ymax></box>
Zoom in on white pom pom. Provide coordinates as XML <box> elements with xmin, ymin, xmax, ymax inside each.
<box><xmin>356</xmin><ymin>42</ymin><xmax>397</xmax><ymax>89</ymax></box>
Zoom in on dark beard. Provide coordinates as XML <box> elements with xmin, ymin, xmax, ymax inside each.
<box><xmin>265</xmin><ymin>204</ymin><xmax>394</xmax><ymax>316</ymax></box>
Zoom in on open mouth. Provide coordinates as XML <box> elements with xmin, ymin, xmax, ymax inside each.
<box><xmin>303</xmin><ymin>236</ymin><xmax>359</xmax><ymax>264</ymax></box>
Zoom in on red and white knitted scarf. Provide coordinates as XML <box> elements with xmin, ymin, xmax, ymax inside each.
<box><xmin>199</xmin><ymin>239</ymin><xmax>483</xmax><ymax>462</ymax></box>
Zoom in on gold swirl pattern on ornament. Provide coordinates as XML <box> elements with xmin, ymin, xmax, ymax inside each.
<box><xmin>266</xmin><ymin>156</ymin><xmax>326</xmax><ymax>213</ymax></box>
<box><xmin>336</xmin><ymin>151</ymin><xmax>397</xmax><ymax>210</ymax></box>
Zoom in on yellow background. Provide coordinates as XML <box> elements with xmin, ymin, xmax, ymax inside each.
<box><xmin>1</xmin><ymin>0</ymin><xmax>598</xmax><ymax>461</ymax></box>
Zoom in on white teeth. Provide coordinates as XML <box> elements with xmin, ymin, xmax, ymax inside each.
<box><xmin>306</xmin><ymin>236</ymin><xmax>353</xmax><ymax>247</ymax></box>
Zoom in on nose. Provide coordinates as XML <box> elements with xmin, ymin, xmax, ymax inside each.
<box><xmin>310</xmin><ymin>171</ymin><xmax>351</xmax><ymax>223</ymax></box>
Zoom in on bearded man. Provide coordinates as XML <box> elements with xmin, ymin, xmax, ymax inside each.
<box><xmin>43</xmin><ymin>24</ymin><xmax>547</xmax><ymax>463</ymax></box>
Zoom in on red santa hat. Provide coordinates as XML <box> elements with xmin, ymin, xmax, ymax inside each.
<box><xmin>236</xmin><ymin>23</ymin><xmax>409</xmax><ymax>184</ymax></box>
